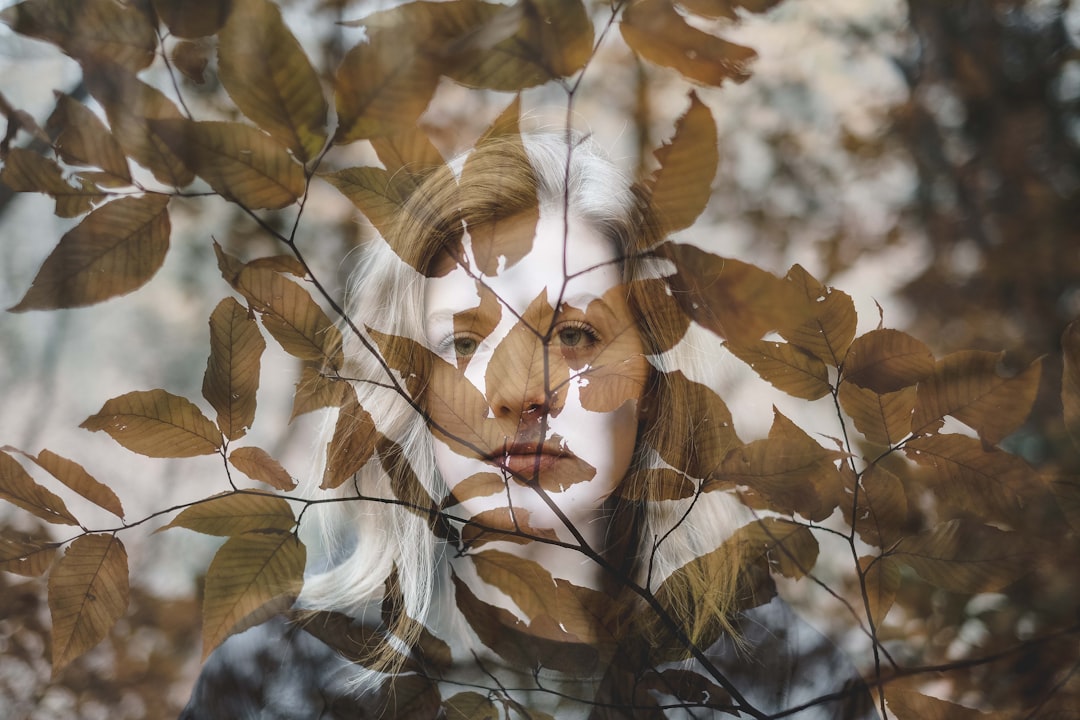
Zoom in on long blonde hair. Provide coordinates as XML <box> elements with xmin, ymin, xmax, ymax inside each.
<box><xmin>299</xmin><ymin>132</ymin><xmax>744</xmax><ymax>673</ymax></box>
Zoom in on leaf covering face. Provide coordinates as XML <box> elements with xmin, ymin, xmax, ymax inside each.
<box><xmin>422</xmin><ymin>208</ymin><xmax>647</xmax><ymax>541</ymax></box>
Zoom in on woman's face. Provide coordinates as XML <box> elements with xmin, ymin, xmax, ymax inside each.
<box><xmin>423</xmin><ymin>208</ymin><xmax>648</xmax><ymax>540</ymax></box>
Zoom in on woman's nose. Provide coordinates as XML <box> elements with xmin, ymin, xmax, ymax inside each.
<box><xmin>485</xmin><ymin>326</ymin><xmax>556</xmax><ymax>422</ymax></box>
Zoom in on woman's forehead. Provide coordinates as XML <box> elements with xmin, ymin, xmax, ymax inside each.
<box><xmin>427</xmin><ymin>209</ymin><xmax>623</xmax><ymax>311</ymax></box>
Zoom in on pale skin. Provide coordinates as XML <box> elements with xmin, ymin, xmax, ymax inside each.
<box><xmin>424</xmin><ymin>207</ymin><xmax>648</xmax><ymax>640</ymax></box>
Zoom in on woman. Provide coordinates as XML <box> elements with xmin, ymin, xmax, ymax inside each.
<box><xmin>182</xmin><ymin>132</ymin><xmax>875</xmax><ymax>719</ymax></box>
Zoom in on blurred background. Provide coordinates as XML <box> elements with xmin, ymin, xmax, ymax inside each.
<box><xmin>1</xmin><ymin>0</ymin><xmax>1079</xmax><ymax>717</ymax></box>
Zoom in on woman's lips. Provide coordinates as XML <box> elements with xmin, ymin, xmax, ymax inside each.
<box><xmin>489</xmin><ymin>442</ymin><xmax>567</xmax><ymax>477</ymax></box>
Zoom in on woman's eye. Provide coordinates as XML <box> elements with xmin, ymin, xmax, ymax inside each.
<box><xmin>556</xmin><ymin>324</ymin><xmax>597</xmax><ymax>349</ymax></box>
<box><xmin>453</xmin><ymin>337</ymin><xmax>478</xmax><ymax>357</ymax></box>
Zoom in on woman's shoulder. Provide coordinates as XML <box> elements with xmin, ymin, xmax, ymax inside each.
<box><xmin>179</xmin><ymin>615</ymin><xmax>380</xmax><ymax>720</ymax></box>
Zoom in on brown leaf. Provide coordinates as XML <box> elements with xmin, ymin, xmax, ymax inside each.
<box><xmin>383</xmin><ymin>673</ymin><xmax>443</xmax><ymax>720</ymax></box>
<box><xmin>382</xmin><ymin>565</ymin><xmax>453</xmax><ymax>668</ymax></box>
<box><xmin>80</xmin><ymin>389</ymin><xmax>222</xmax><ymax>458</ymax></box>
<box><xmin>858</xmin><ymin>554</ymin><xmax>899</xmax><ymax>628</ymax></box>
<box><xmin>1</xmin><ymin>0</ymin><xmax>156</xmax><ymax>71</ymax></box>
<box><xmin>451</xmin><ymin>570</ymin><xmax>598</xmax><ymax>673</ymax></box>
<box><xmin>8</xmin><ymin>193</ymin><xmax>169</xmax><ymax>311</ymax></box>
<box><xmin>463</xmin><ymin>205</ymin><xmax>539</xmax><ymax>278</ymax></box>
<box><xmin>471</xmin><ymin>549</ymin><xmax>615</xmax><ymax>644</ymax></box>
<box><xmin>201</xmin><ymin>530</ymin><xmax>305</xmax><ymax>658</ymax></box>
<box><xmin>0</xmin><ymin>147</ymin><xmax>102</xmax><ymax>218</ymax></box>
<box><xmin>370</xmin><ymin>126</ymin><xmax>447</xmax><ymax>192</ymax></box>
<box><xmin>711</xmin><ymin>410</ymin><xmax>845</xmax><ymax>522</ymax></box>
<box><xmin>237</xmin><ymin>266</ymin><xmax>344</xmax><ymax>368</ymax></box>
<box><xmin>0</xmin><ymin>529</ymin><xmax>58</xmax><ymax>577</ymax></box>
<box><xmin>334</xmin><ymin>29</ymin><xmax>441</xmax><ymax>143</ymax></box>
<box><xmin>890</xmin><ymin>519</ymin><xmax>1032</xmax><ymax>593</ymax></box>
<box><xmin>0</xmin><ymin>450</ymin><xmax>79</xmax><ymax>526</ymax></box>
<box><xmin>841</xmin><ymin>328</ymin><xmax>934</xmax><ymax>393</ymax></box>
<box><xmin>320</xmin><ymin>166</ymin><xmax>412</xmax><ymax>238</ymax></box>
<box><xmin>779</xmin><ymin>264</ymin><xmax>857</xmax><ymax>367</ymax></box>
<box><xmin>152</xmin><ymin>0</ymin><xmax>231</xmax><ymax>38</ymax></box>
<box><xmin>48</xmin><ymin>534</ymin><xmax>129</xmax><ymax>673</ymax></box>
<box><xmin>572</xmin><ymin>286</ymin><xmax>652</xmax><ymax>415</ymax></box>
<box><xmin>445</xmin><ymin>0</ymin><xmax>594</xmax><ymax>91</ymax></box>
<box><xmin>46</xmin><ymin>92</ymin><xmax>131</xmax><ymax>183</ymax></box>
<box><xmin>443</xmin><ymin>691</ymin><xmax>499</xmax><ymax>720</ymax></box>
<box><xmin>203</xmin><ymin>297</ymin><xmax>265</xmax><ymax>441</ymax></box>
<box><xmin>729</xmin><ymin>517</ymin><xmax>819</xmax><ymax>579</ymax></box>
<box><xmin>171</xmin><ymin>39</ymin><xmax>211</xmax><ymax>84</ymax></box>
<box><xmin>1050</xmin><ymin>475</ymin><xmax>1080</xmax><ymax>532</ymax></box>
<box><xmin>377</xmin><ymin>435</ymin><xmax>442</xmax><ymax>524</ymax></box>
<box><xmin>841</xmin><ymin>464</ymin><xmax>908</xmax><ymax>548</ymax></box>
<box><xmin>443</xmin><ymin>472</ymin><xmax>506</xmax><ymax>507</ymax></box>
<box><xmin>321</xmin><ymin>388</ymin><xmax>379</xmax><ymax>490</ymax></box>
<box><xmin>1062</xmin><ymin>319</ymin><xmax>1080</xmax><ymax>452</ymax></box>
<box><xmin>726</xmin><ymin>339</ymin><xmax>831</xmax><ymax>401</ymax></box>
<box><xmin>653</xmin><ymin>370</ymin><xmax>741</xmax><ymax>479</ymax></box>
<box><xmin>460</xmin><ymin>508</ymin><xmax>560</xmax><ymax>549</ymax></box>
<box><xmin>904</xmin><ymin>433</ymin><xmax>1041</xmax><ymax>524</ymax></box>
<box><xmin>83</xmin><ymin>62</ymin><xmax>195</xmax><ymax>187</ymax></box>
<box><xmin>218</xmin><ymin>0</ymin><xmax>327</xmax><ymax>163</ymax></box>
<box><xmin>886</xmin><ymin>687</ymin><xmax>1010</xmax><ymax>720</ymax></box>
<box><xmin>837</xmin><ymin>382</ymin><xmax>916</xmax><ymax>446</ymax></box>
<box><xmin>150</xmin><ymin>119</ymin><xmax>306</xmax><ymax>209</ymax></box>
<box><xmin>621</xmin><ymin>0</ymin><xmax>758</xmax><ymax>86</ymax></box>
<box><xmin>290</xmin><ymin>365</ymin><xmax>348</xmax><ymax>420</ymax></box>
<box><xmin>370</xmin><ymin>329</ymin><xmax>503</xmax><ymax>461</ymax></box>
<box><xmin>161</xmin><ymin>491</ymin><xmax>296</xmax><ymax>536</ymax></box>
<box><xmin>229</xmin><ymin>447</ymin><xmax>296</xmax><ymax>491</ymax></box>
<box><xmin>32</xmin><ymin>449</ymin><xmax>124</xmax><ymax>519</ymax></box>
<box><xmin>911</xmin><ymin>351</ymin><xmax>1043</xmax><ymax>444</ymax></box>
<box><xmin>644</xmin><ymin>91</ymin><xmax>717</xmax><ymax>234</ymax></box>
<box><xmin>657</xmin><ymin>243</ymin><xmax>809</xmax><ymax>344</ymax></box>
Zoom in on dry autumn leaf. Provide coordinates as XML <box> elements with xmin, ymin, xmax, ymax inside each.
<box><xmin>911</xmin><ymin>350</ymin><xmax>1042</xmax><ymax>444</ymax></box>
<box><xmin>46</xmin><ymin>92</ymin><xmax>131</xmax><ymax>185</ymax></box>
<box><xmin>201</xmin><ymin>529</ymin><xmax>305</xmax><ymax>658</ymax></box>
<box><xmin>150</xmin><ymin>119</ymin><xmax>306</xmax><ymax>209</ymax></box>
<box><xmin>710</xmin><ymin>410</ymin><xmax>845</xmax><ymax>522</ymax></box>
<box><xmin>229</xmin><ymin>447</ymin><xmax>296</xmax><ymax>491</ymax></box>
<box><xmin>657</xmin><ymin>243</ymin><xmax>808</xmax><ymax>344</ymax></box>
<box><xmin>202</xmin><ymin>297</ymin><xmax>265</xmax><ymax>441</ymax></box>
<box><xmin>161</xmin><ymin>491</ymin><xmax>296</xmax><ymax>536</ymax></box>
<box><xmin>83</xmin><ymin>62</ymin><xmax>195</xmax><ymax>187</ymax></box>
<box><xmin>726</xmin><ymin>339</ymin><xmax>831</xmax><ymax>401</ymax></box>
<box><xmin>48</xmin><ymin>533</ymin><xmax>129</xmax><ymax>673</ymax></box>
<box><xmin>837</xmin><ymin>381</ymin><xmax>916</xmax><ymax>446</ymax></box>
<box><xmin>643</xmin><ymin>91</ymin><xmax>718</xmax><ymax>234</ymax></box>
<box><xmin>0</xmin><ymin>529</ymin><xmax>59</xmax><ymax>577</ymax></box>
<box><xmin>841</xmin><ymin>328</ymin><xmax>934</xmax><ymax>393</ymax></box>
<box><xmin>81</xmin><ymin>389</ymin><xmax>222</xmax><ymax>458</ymax></box>
<box><xmin>290</xmin><ymin>366</ymin><xmax>348</xmax><ymax>420</ymax></box>
<box><xmin>1</xmin><ymin>0</ymin><xmax>156</xmax><ymax>71</ymax></box>
<box><xmin>779</xmin><ymin>264</ymin><xmax>857</xmax><ymax>367</ymax></box>
<box><xmin>621</xmin><ymin>0</ymin><xmax>758</xmax><ymax>86</ymax></box>
<box><xmin>858</xmin><ymin>554</ymin><xmax>900</xmax><ymax>628</ymax></box>
<box><xmin>152</xmin><ymin>0</ymin><xmax>232</xmax><ymax>38</ymax></box>
<box><xmin>0</xmin><ymin>146</ymin><xmax>103</xmax><ymax>217</ymax></box>
<box><xmin>0</xmin><ymin>450</ymin><xmax>79</xmax><ymax>526</ymax></box>
<box><xmin>218</xmin><ymin>0</ymin><xmax>327</xmax><ymax>163</ymax></box>
<box><xmin>31</xmin><ymin>448</ymin><xmax>125</xmax><ymax>519</ymax></box>
<box><xmin>321</xmin><ymin>388</ymin><xmax>379</xmax><ymax>490</ymax></box>
<box><xmin>841</xmin><ymin>464</ymin><xmax>908</xmax><ymax>548</ymax></box>
<box><xmin>8</xmin><ymin>194</ymin><xmax>170</xmax><ymax>311</ymax></box>
<box><xmin>237</xmin><ymin>265</ymin><xmax>345</xmax><ymax>369</ymax></box>
<box><xmin>890</xmin><ymin>519</ymin><xmax>1031</xmax><ymax>594</ymax></box>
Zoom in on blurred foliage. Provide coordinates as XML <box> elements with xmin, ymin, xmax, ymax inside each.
<box><xmin>0</xmin><ymin>0</ymin><xmax>1079</xmax><ymax>718</ymax></box>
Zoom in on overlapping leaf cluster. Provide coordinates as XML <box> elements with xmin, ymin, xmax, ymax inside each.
<box><xmin>0</xmin><ymin>0</ymin><xmax>1077</xmax><ymax>717</ymax></box>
